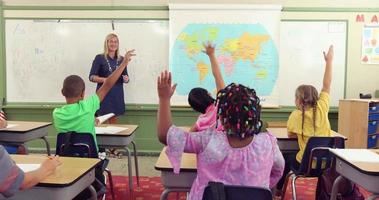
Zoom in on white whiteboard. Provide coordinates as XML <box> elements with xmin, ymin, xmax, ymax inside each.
<box><xmin>5</xmin><ymin>19</ymin><xmax>346</xmax><ymax>106</ymax></box>
<box><xmin>279</xmin><ymin>21</ymin><xmax>347</xmax><ymax>106</ymax></box>
<box><xmin>5</xmin><ymin>19</ymin><xmax>168</xmax><ymax>104</ymax></box>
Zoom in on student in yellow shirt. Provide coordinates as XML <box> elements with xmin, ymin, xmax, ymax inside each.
<box><xmin>276</xmin><ymin>45</ymin><xmax>334</xmax><ymax>196</ymax></box>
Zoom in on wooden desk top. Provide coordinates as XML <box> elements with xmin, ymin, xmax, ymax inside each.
<box><xmin>155</xmin><ymin>147</ymin><xmax>197</xmax><ymax>172</ymax></box>
<box><xmin>267</xmin><ymin>127</ymin><xmax>347</xmax><ymax>140</ymax></box>
<box><xmin>267</xmin><ymin>121</ymin><xmax>287</xmax><ymax>128</ymax></box>
<box><xmin>330</xmin><ymin>149</ymin><xmax>379</xmax><ymax>175</ymax></box>
<box><xmin>96</xmin><ymin>124</ymin><xmax>138</xmax><ymax>136</ymax></box>
<box><xmin>0</xmin><ymin>121</ymin><xmax>51</xmax><ymax>132</ymax></box>
<box><xmin>11</xmin><ymin>155</ymin><xmax>100</xmax><ymax>186</ymax></box>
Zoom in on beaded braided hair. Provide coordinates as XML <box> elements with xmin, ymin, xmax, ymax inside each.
<box><xmin>216</xmin><ymin>83</ymin><xmax>262</xmax><ymax>139</ymax></box>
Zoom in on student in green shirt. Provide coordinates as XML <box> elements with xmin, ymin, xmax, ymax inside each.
<box><xmin>53</xmin><ymin>49</ymin><xmax>136</xmax><ymax>149</ymax></box>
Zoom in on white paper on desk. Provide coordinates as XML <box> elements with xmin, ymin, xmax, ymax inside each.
<box><xmin>95</xmin><ymin>126</ymin><xmax>127</xmax><ymax>134</ymax></box>
<box><xmin>333</xmin><ymin>149</ymin><xmax>379</xmax><ymax>163</ymax></box>
<box><xmin>17</xmin><ymin>164</ymin><xmax>41</xmax><ymax>172</ymax></box>
<box><xmin>96</xmin><ymin>113</ymin><xmax>115</xmax><ymax>125</ymax></box>
<box><xmin>0</xmin><ymin>124</ymin><xmax>18</xmax><ymax>130</ymax></box>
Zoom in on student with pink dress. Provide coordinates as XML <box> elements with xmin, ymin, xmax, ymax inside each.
<box><xmin>157</xmin><ymin>71</ymin><xmax>285</xmax><ymax>200</ymax></box>
<box><xmin>188</xmin><ymin>43</ymin><xmax>225</xmax><ymax>132</ymax></box>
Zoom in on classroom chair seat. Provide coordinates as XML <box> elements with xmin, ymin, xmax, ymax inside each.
<box><xmin>56</xmin><ymin>132</ymin><xmax>115</xmax><ymax>200</ymax></box>
<box><xmin>202</xmin><ymin>181</ymin><xmax>272</xmax><ymax>200</ymax></box>
<box><xmin>281</xmin><ymin>136</ymin><xmax>345</xmax><ymax>200</ymax></box>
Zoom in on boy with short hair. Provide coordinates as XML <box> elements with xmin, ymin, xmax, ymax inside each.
<box><xmin>53</xmin><ymin>49</ymin><xmax>135</xmax><ymax>148</ymax></box>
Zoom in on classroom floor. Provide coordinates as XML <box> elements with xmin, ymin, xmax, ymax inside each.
<box><xmin>106</xmin><ymin>155</ymin><xmax>160</xmax><ymax>177</ymax></box>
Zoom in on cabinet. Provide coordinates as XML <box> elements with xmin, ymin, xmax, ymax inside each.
<box><xmin>338</xmin><ymin>99</ymin><xmax>379</xmax><ymax>148</ymax></box>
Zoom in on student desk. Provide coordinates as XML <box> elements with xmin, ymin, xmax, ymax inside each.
<box><xmin>155</xmin><ymin>147</ymin><xmax>196</xmax><ymax>200</ymax></box>
<box><xmin>267</xmin><ymin>128</ymin><xmax>347</xmax><ymax>153</ymax></box>
<box><xmin>0</xmin><ymin>121</ymin><xmax>52</xmax><ymax>155</ymax></box>
<box><xmin>267</xmin><ymin>121</ymin><xmax>287</xmax><ymax>128</ymax></box>
<box><xmin>96</xmin><ymin>124</ymin><xmax>139</xmax><ymax>192</ymax></box>
<box><xmin>5</xmin><ymin>155</ymin><xmax>100</xmax><ymax>200</ymax></box>
<box><xmin>330</xmin><ymin>149</ymin><xmax>379</xmax><ymax>200</ymax></box>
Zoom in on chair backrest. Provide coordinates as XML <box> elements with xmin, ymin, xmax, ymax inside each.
<box><xmin>297</xmin><ymin>136</ymin><xmax>345</xmax><ymax>176</ymax></box>
<box><xmin>56</xmin><ymin>132</ymin><xmax>98</xmax><ymax>158</ymax></box>
<box><xmin>202</xmin><ymin>182</ymin><xmax>272</xmax><ymax>200</ymax></box>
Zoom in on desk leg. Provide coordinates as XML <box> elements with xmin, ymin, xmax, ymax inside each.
<box><xmin>330</xmin><ymin>175</ymin><xmax>344</xmax><ymax>200</ymax></box>
<box><xmin>131</xmin><ymin>141</ymin><xmax>140</xmax><ymax>186</ymax></box>
<box><xmin>88</xmin><ymin>185</ymin><xmax>97</xmax><ymax>200</ymax></box>
<box><xmin>41</xmin><ymin>136</ymin><xmax>51</xmax><ymax>156</ymax></box>
<box><xmin>124</xmin><ymin>147</ymin><xmax>133</xmax><ymax>193</ymax></box>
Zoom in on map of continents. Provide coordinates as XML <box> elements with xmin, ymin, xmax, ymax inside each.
<box><xmin>170</xmin><ymin>23</ymin><xmax>279</xmax><ymax>97</ymax></box>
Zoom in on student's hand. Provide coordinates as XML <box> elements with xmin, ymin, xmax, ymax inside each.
<box><xmin>157</xmin><ymin>70</ymin><xmax>177</xmax><ymax>100</ymax></box>
<box><xmin>323</xmin><ymin>45</ymin><xmax>334</xmax><ymax>63</ymax></box>
<box><xmin>122</xmin><ymin>75</ymin><xmax>130</xmax><ymax>83</ymax></box>
<box><xmin>95</xmin><ymin>118</ymin><xmax>100</xmax><ymax>126</ymax></box>
<box><xmin>202</xmin><ymin>42</ymin><xmax>215</xmax><ymax>56</ymax></box>
<box><xmin>40</xmin><ymin>155</ymin><xmax>61</xmax><ymax>176</ymax></box>
<box><xmin>0</xmin><ymin>118</ymin><xmax>7</xmax><ymax>129</ymax></box>
<box><xmin>122</xmin><ymin>49</ymin><xmax>136</xmax><ymax>65</ymax></box>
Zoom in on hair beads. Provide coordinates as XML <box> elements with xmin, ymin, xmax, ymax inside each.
<box><xmin>216</xmin><ymin>83</ymin><xmax>262</xmax><ymax>139</ymax></box>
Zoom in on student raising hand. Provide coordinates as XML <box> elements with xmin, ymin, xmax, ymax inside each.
<box><xmin>323</xmin><ymin>45</ymin><xmax>334</xmax><ymax>63</ymax></box>
<box><xmin>157</xmin><ymin>71</ymin><xmax>177</xmax><ymax>100</ymax></box>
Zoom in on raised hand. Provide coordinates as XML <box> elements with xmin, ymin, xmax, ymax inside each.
<box><xmin>323</xmin><ymin>45</ymin><xmax>334</xmax><ymax>63</ymax></box>
<box><xmin>202</xmin><ymin>42</ymin><xmax>216</xmax><ymax>56</ymax></box>
<box><xmin>157</xmin><ymin>70</ymin><xmax>177</xmax><ymax>100</ymax></box>
<box><xmin>123</xmin><ymin>49</ymin><xmax>136</xmax><ymax>64</ymax></box>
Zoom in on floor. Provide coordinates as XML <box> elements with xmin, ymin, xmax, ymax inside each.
<box><xmin>106</xmin><ymin>155</ymin><xmax>161</xmax><ymax>177</ymax></box>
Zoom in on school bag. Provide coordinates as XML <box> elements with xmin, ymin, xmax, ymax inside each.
<box><xmin>315</xmin><ymin>160</ymin><xmax>364</xmax><ymax>200</ymax></box>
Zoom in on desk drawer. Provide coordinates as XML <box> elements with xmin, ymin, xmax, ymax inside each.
<box><xmin>367</xmin><ymin>134</ymin><xmax>378</xmax><ymax>148</ymax></box>
<box><xmin>369</xmin><ymin>113</ymin><xmax>379</xmax><ymax>121</ymax></box>
<box><xmin>369</xmin><ymin>105</ymin><xmax>379</xmax><ymax>113</ymax></box>
<box><xmin>368</xmin><ymin>121</ymin><xmax>378</xmax><ymax>134</ymax></box>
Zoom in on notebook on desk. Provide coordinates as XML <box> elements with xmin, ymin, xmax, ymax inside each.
<box><xmin>95</xmin><ymin>126</ymin><xmax>128</xmax><ymax>134</ymax></box>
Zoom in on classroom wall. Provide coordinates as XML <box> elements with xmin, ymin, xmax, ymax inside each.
<box><xmin>1</xmin><ymin>0</ymin><xmax>378</xmax><ymax>153</ymax></box>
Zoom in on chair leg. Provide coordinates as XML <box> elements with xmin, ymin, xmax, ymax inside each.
<box><xmin>131</xmin><ymin>141</ymin><xmax>140</xmax><ymax>187</ymax></box>
<box><xmin>105</xmin><ymin>168</ymin><xmax>115</xmax><ymax>200</ymax></box>
<box><xmin>291</xmin><ymin>175</ymin><xmax>299</xmax><ymax>200</ymax></box>
<box><xmin>281</xmin><ymin>172</ymin><xmax>294</xmax><ymax>200</ymax></box>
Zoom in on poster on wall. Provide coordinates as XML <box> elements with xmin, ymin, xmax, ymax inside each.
<box><xmin>168</xmin><ymin>4</ymin><xmax>282</xmax><ymax>107</ymax></box>
<box><xmin>361</xmin><ymin>25</ymin><xmax>379</xmax><ymax>64</ymax></box>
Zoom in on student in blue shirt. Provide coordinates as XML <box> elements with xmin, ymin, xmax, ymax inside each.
<box><xmin>89</xmin><ymin>33</ymin><xmax>133</xmax><ymax>123</ymax></box>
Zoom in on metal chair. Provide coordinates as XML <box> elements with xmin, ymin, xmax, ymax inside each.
<box><xmin>281</xmin><ymin>136</ymin><xmax>345</xmax><ymax>200</ymax></box>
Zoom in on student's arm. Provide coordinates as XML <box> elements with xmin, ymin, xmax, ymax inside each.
<box><xmin>321</xmin><ymin>45</ymin><xmax>333</xmax><ymax>94</ymax></box>
<box><xmin>189</xmin><ymin>124</ymin><xmax>198</xmax><ymax>132</ymax></box>
<box><xmin>157</xmin><ymin>71</ymin><xmax>177</xmax><ymax>145</ymax></box>
<box><xmin>269</xmin><ymin>142</ymin><xmax>285</xmax><ymax>187</ymax></box>
<box><xmin>20</xmin><ymin>156</ymin><xmax>61</xmax><ymax>190</ymax></box>
<box><xmin>203</xmin><ymin>42</ymin><xmax>225</xmax><ymax>91</ymax></box>
<box><xmin>96</xmin><ymin>49</ymin><xmax>136</xmax><ymax>101</ymax></box>
<box><xmin>0</xmin><ymin>118</ymin><xmax>6</xmax><ymax>129</ymax></box>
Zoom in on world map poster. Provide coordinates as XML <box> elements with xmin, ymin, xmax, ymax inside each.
<box><xmin>169</xmin><ymin>4</ymin><xmax>282</xmax><ymax>107</ymax></box>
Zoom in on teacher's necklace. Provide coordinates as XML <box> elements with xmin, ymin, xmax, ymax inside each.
<box><xmin>105</xmin><ymin>55</ymin><xmax>119</xmax><ymax>73</ymax></box>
